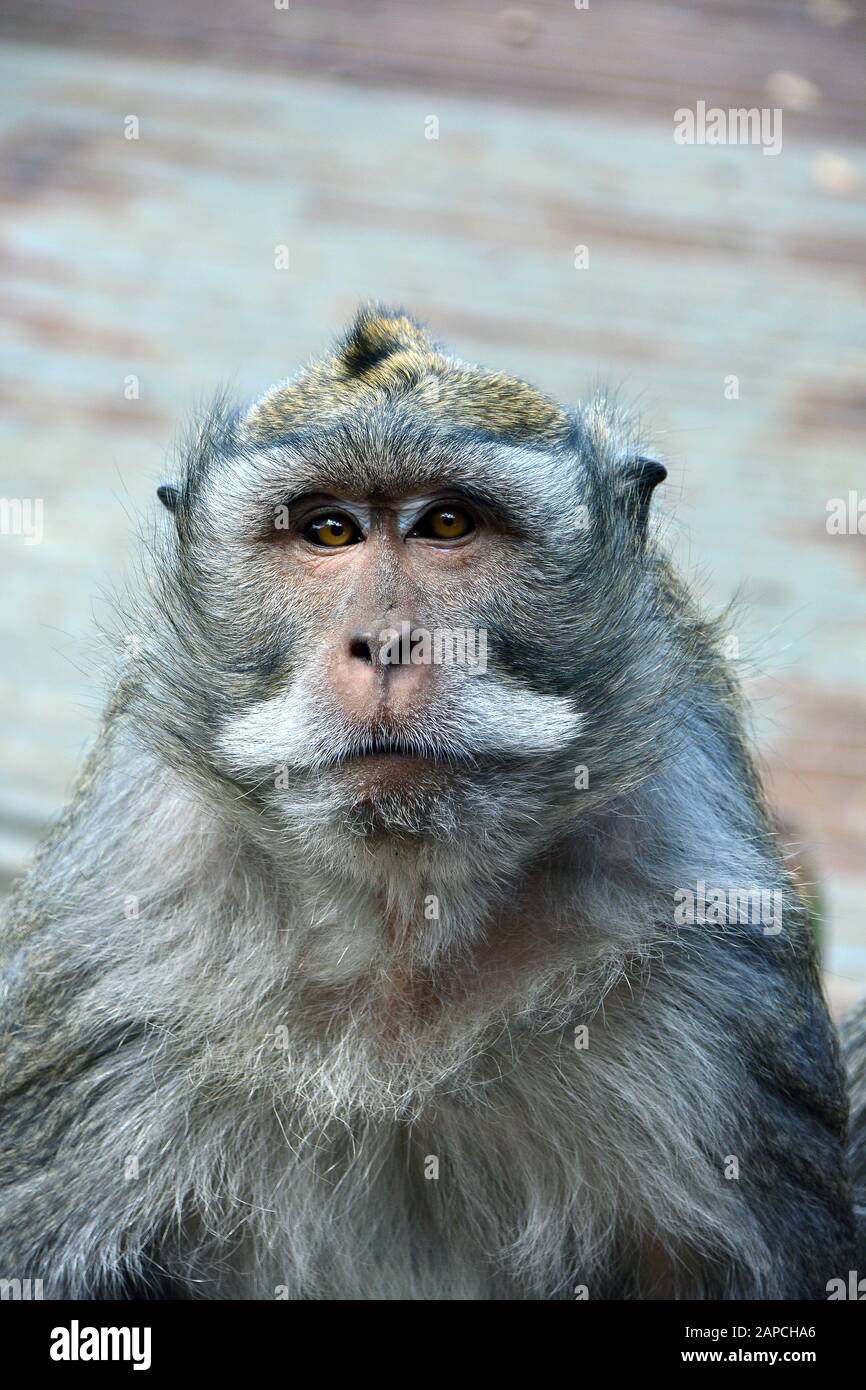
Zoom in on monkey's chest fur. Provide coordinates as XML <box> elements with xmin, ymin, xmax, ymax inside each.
<box><xmin>178</xmin><ymin>1025</ymin><xmax>677</xmax><ymax>1301</ymax></box>
<box><xmin>135</xmin><ymin>939</ymin><xmax>767</xmax><ymax>1302</ymax></box>
<box><xmin>3</xmin><ymin>828</ymin><xmax>851</xmax><ymax>1301</ymax></box>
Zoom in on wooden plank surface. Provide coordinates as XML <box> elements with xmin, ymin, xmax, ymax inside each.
<box><xmin>2</xmin><ymin>0</ymin><xmax>864</xmax><ymax>136</ymax></box>
<box><xmin>0</xmin><ymin>1</ymin><xmax>864</xmax><ymax>1011</ymax></box>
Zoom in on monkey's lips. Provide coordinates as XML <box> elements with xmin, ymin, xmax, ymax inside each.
<box><xmin>327</xmin><ymin>735</ymin><xmax>473</xmax><ymax>788</ymax></box>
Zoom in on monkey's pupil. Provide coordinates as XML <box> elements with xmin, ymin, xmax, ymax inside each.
<box><xmin>432</xmin><ymin>509</ymin><xmax>467</xmax><ymax>537</ymax></box>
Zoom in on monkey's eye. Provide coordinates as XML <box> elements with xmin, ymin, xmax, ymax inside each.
<box><xmin>411</xmin><ymin>505</ymin><xmax>475</xmax><ymax>542</ymax></box>
<box><xmin>303</xmin><ymin>514</ymin><xmax>362</xmax><ymax>547</ymax></box>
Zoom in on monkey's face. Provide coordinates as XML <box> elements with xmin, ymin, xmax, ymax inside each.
<box><xmin>153</xmin><ymin>314</ymin><xmax>669</xmax><ymax>893</ymax></box>
<box><xmin>194</xmin><ymin>415</ymin><xmax>592</xmax><ymax>884</ymax></box>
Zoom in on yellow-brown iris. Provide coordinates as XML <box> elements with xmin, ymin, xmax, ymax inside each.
<box><xmin>305</xmin><ymin>515</ymin><xmax>361</xmax><ymax>547</ymax></box>
<box><xmin>419</xmin><ymin>506</ymin><xmax>473</xmax><ymax>540</ymax></box>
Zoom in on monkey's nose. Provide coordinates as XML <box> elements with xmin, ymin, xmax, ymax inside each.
<box><xmin>332</xmin><ymin>623</ymin><xmax>433</xmax><ymax>720</ymax></box>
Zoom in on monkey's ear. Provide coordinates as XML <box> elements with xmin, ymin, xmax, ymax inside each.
<box><xmin>620</xmin><ymin>456</ymin><xmax>666</xmax><ymax>536</ymax></box>
<box><xmin>157</xmin><ymin>483</ymin><xmax>180</xmax><ymax>513</ymax></box>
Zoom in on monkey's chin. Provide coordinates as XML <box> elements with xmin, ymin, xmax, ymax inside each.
<box><xmin>275</xmin><ymin>758</ymin><xmax>471</xmax><ymax>870</ymax></box>
<box><xmin>272</xmin><ymin>759</ymin><xmax>548</xmax><ymax>904</ymax></box>
<box><xmin>338</xmin><ymin>758</ymin><xmax>463</xmax><ymax>840</ymax></box>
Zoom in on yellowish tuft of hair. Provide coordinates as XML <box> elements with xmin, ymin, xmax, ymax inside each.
<box><xmin>244</xmin><ymin>305</ymin><xmax>571</xmax><ymax>444</ymax></box>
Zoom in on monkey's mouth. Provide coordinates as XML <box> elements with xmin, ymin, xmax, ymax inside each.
<box><xmin>329</xmin><ymin>733</ymin><xmax>475</xmax><ymax>771</ymax></box>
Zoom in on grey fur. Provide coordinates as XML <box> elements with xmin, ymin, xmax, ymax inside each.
<box><xmin>0</xmin><ymin>309</ymin><xmax>855</xmax><ymax>1299</ymax></box>
<box><xmin>841</xmin><ymin>1004</ymin><xmax>866</xmax><ymax>1266</ymax></box>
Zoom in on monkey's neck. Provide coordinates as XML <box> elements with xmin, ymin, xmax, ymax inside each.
<box><xmin>269</xmin><ymin>830</ymin><xmax>601</xmax><ymax>1026</ymax></box>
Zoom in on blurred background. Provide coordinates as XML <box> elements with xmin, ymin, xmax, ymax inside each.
<box><xmin>0</xmin><ymin>0</ymin><xmax>864</xmax><ymax>1013</ymax></box>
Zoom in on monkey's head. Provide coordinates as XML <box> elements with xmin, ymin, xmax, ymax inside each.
<box><xmin>144</xmin><ymin>307</ymin><xmax>675</xmax><ymax>895</ymax></box>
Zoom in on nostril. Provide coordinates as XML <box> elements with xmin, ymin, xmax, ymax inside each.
<box><xmin>349</xmin><ymin>636</ymin><xmax>374</xmax><ymax>664</ymax></box>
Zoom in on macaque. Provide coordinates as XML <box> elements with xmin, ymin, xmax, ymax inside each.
<box><xmin>0</xmin><ymin>308</ymin><xmax>855</xmax><ymax>1298</ymax></box>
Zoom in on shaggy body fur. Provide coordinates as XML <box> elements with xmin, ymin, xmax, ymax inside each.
<box><xmin>841</xmin><ymin>1006</ymin><xmax>866</xmax><ymax>1269</ymax></box>
<box><xmin>0</xmin><ymin>308</ymin><xmax>855</xmax><ymax>1299</ymax></box>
